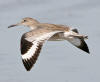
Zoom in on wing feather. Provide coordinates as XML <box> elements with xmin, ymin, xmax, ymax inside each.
<box><xmin>67</xmin><ymin>36</ymin><xmax>90</xmax><ymax>53</ymax></box>
<box><xmin>21</xmin><ymin>30</ymin><xmax>63</xmax><ymax>71</ymax></box>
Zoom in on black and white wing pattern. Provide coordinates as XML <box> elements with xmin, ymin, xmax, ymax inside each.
<box><xmin>67</xmin><ymin>36</ymin><xmax>90</xmax><ymax>53</ymax></box>
<box><xmin>20</xmin><ymin>29</ymin><xmax>63</xmax><ymax>71</ymax></box>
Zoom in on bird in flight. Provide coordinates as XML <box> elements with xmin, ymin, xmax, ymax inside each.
<box><xmin>8</xmin><ymin>17</ymin><xmax>90</xmax><ymax>71</ymax></box>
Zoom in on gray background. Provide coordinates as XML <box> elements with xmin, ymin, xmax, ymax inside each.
<box><xmin>0</xmin><ymin>0</ymin><xmax>100</xmax><ymax>82</ymax></box>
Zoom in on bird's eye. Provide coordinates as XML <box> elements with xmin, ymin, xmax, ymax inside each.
<box><xmin>23</xmin><ymin>20</ymin><xmax>27</xmax><ymax>22</ymax></box>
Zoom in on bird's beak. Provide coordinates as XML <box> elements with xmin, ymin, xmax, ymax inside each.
<box><xmin>8</xmin><ymin>23</ymin><xmax>21</xmax><ymax>28</ymax></box>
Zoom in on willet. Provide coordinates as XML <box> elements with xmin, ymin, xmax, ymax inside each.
<box><xmin>8</xmin><ymin>17</ymin><xmax>90</xmax><ymax>71</ymax></box>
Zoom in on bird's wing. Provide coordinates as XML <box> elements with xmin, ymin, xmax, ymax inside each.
<box><xmin>56</xmin><ymin>24</ymin><xmax>89</xmax><ymax>53</ymax></box>
<box><xmin>21</xmin><ymin>28</ymin><xmax>63</xmax><ymax>71</ymax></box>
<box><xmin>67</xmin><ymin>36</ymin><xmax>90</xmax><ymax>53</ymax></box>
<box><xmin>71</xmin><ymin>28</ymin><xmax>79</xmax><ymax>33</ymax></box>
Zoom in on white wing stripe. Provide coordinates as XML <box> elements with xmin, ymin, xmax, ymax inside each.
<box><xmin>22</xmin><ymin>31</ymin><xmax>62</xmax><ymax>60</ymax></box>
<box><xmin>22</xmin><ymin>41</ymin><xmax>38</xmax><ymax>59</ymax></box>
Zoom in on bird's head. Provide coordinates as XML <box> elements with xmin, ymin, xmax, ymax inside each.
<box><xmin>8</xmin><ymin>17</ymin><xmax>39</xmax><ymax>29</ymax></box>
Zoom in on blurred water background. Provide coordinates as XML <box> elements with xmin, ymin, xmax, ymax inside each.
<box><xmin>0</xmin><ymin>0</ymin><xmax>100</xmax><ymax>82</ymax></box>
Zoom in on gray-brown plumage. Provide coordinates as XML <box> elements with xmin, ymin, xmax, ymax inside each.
<box><xmin>8</xmin><ymin>17</ymin><xmax>90</xmax><ymax>71</ymax></box>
